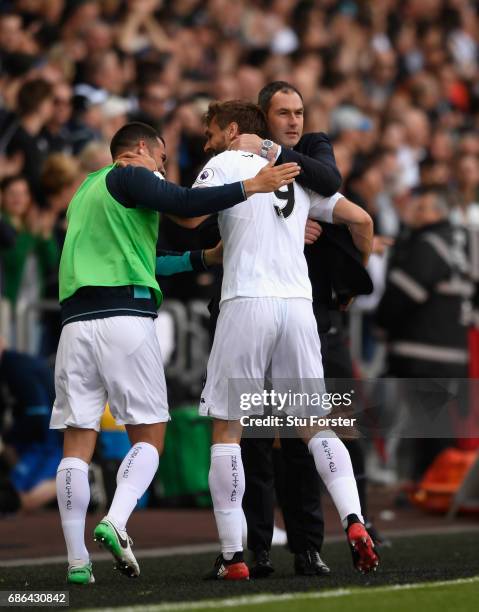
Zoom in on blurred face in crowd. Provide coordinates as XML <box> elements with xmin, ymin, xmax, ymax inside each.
<box><xmin>40</xmin><ymin>96</ymin><xmax>56</xmax><ymax>124</ymax></box>
<box><xmin>203</xmin><ymin>118</ymin><xmax>238</xmax><ymax>155</ymax></box>
<box><xmin>51</xmin><ymin>82</ymin><xmax>73</xmax><ymax>127</ymax></box>
<box><xmin>372</xmin><ymin>49</ymin><xmax>397</xmax><ymax>86</ymax></box>
<box><xmin>1</xmin><ymin>178</ymin><xmax>31</xmax><ymax>218</ymax></box>
<box><xmin>78</xmin><ymin>142</ymin><xmax>112</xmax><ymax>173</ymax></box>
<box><xmin>456</xmin><ymin>155</ymin><xmax>479</xmax><ymax>190</ymax></box>
<box><xmin>236</xmin><ymin>66</ymin><xmax>265</xmax><ymax>103</ymax></box>
<box><xmin>91</xmin><ymin>51</ymin><xmax>125</xmax><ymax>95</ymax></box>
<box><xmin>140</xmin><ymin>84</ymin><xmax>170</xmax><ymax>121</ymax></box>
<box><xmin>332</xmin><ymin>142</ymin><xmax>353</xmax><ymax>181</ymax></box>
<box><xmin>266</xmin><ymin>90</ymin><xmax>304</xmax><ymax>148</ymax></box>
<box><xmin>0</xmin><ymin>14</ymin><xmax>22</xmax><ymax>52</ymax></box>
<box><xmin>458</xmin><ymin>134</ymin><xmax>479</xmax><ymax>157</ymax></box>
<box><xmin>420</xmin><ymin>161</ymin><xmax>450</xmax><ymax>187</ymax></box>
<box><xmin>84</xmin><ymin>21</ymin><xmax>113</xmax><ymax>54</ymax></box>
<box><xmin>403</xmin><ymin>108</ymin><xmax>430</xmax><ymax>149</ymax></box>
<box><xmin>430</xmin><ymin>129</ymin><xmax>453</xmax><ymax>162</ymax></box>
<box><xmin>381</xmin><ymin>121</ymin><xmax>405</xmax><ymax>150</ymax></box>
<box><xmin>410</xmin><ymin>193</ymin><xmax>445</xmax><ymax>228</ymax></box>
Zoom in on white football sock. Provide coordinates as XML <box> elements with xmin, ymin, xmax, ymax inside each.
<box><xmin>56</xmin><ymin>457</ymin><xmax>90</xmax><ymax>566</ymax></box>
<box><xmin>308</xmin><ymin>431</ymin><xmax>363</xmax><ymax>526</ymax></box>
<box><xmin>107</xmin><ymin>442</ymin><xmax>159</xmax><ymax>531</ymax></box>
<box><xmin>209</xmin><ymin>443</ymin><xmax>245</xmax><ymax>559</ymax></box>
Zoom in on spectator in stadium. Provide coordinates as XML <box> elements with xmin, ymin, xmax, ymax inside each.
<box><xmin>0</xmin><ymin>13</ymin><xmax>23</xmax><ymax>57</ymax></box>
<box><xmin>5</xmin><ymin>78</ymin><xmax>55</xmax><ymax>204</ymax></box>
<box><xmin>116</xmin><ymin>0</ymin><xmax>173</xmax><ymax>56</ymax></box>
<box><xmin>100</xmin><ymin>96</ymin><xmax>131</xmax><ymax>142</ymax></box>
<box><xmin>376</xmin><ymin>186</ymin><xmax>472</xmax><ymax>479</ymax></box>
<box><xmin>0</xmin><ymin>175</ymin><xmax>59</xmax><ymax>308</ymax></box>
<box><xmin>80</xmin><ymin>49</ymin><xmax>128</xmax><ymax>97</ymax></box>
<box><xmin>69</xmin><ymin>87</ymin><xmax>106</xmax><ymax>154</ymax></box>
<box><xmin>419</xmin><ymin>157</ymin><xmax>450</xmax><ymax>190</ymax></box>
<box><xmin>41</xmin><ymin>81</ymin><xmax>74</xmax><ymax>155</ymax></box>
<box><xmin>78</xmin><ymin>141</ymin><xmax>112</xmax><ymax>174</ymax></box>
<box><xmin>345</xmin><ymin>155</ymin><xmax>385</xmax><ymax>227</ymax></box>
<box><xmin>330</xmin><ymin>106</ymin><xmax>375</xmax><ymax>159</ymax></box>
<box><xmin>129</xmin><ymin>81</ymin><xmax>171</xmax><ymax>132</ymax></box>
<box><xmin>363</xmin><ymin>47</ymin><xmax>398</xmax><ymax>113</ymax></box>
<box><xmin>377</xmin><ymin>186</ymin><xmax>471</xmax><ymax>376</ymax></box>
<box><xmin>82</xmin><ymin>20</ymin><xmax>115</xmax><ymax>57</ymax></box>
<box><xmin>39</xmin><ymin>153</ymin><xmax>83</xmax><ymax>358</ymax></box>
<box><xmin>450</xmin><ymin>154</ymin><xmax>479</xmax><ymax>226</ymax></box>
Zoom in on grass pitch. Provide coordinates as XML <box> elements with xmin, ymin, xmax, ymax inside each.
<box><xmin>1</xmin><ymin>531</ymin><xmax>478</xmax><ymax>611</ymax></box>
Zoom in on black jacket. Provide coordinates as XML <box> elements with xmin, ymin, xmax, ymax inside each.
<box><xmin>283</xmin><ymin>134</ymin><xmax>372</xmax><ymax>331</ymax></box>
<box><xmin>376</xmin><ymin>220</ymin><xmax>471</xmax><ymax>377</ymax></box>
<box><xmin>280</xmin><ymin>132</ymin><xmax>341</xmax><ymax>197</ymax></box>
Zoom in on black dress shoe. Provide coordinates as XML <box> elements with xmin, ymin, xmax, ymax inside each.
<box><xmin>249</xmin><ymin>549</ymin><xmax>274</xmax><ymax>578</ymax></box>
<box><xmin>294</xmin><ymin>550</ymin><xmax>331</xmax><ymax>576</ymax></box>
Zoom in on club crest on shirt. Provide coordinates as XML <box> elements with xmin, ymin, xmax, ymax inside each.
<box><xmin>196</xmin><ymin>168</ymin><xmax>214</xmax><ymax>183</ymax></box>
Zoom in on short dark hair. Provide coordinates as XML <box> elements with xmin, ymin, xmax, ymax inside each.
<box><xmin>110</xmin><ymin>122</ymin><xmax>161</xmax><ymax>158</ymax></box>
<box><xmin>17</xmin><ymin>78</ymin><xmax>53</xmax><ymax>117</ymax></box>
<box><xmin>0</xmin><ymin>174</ymin><xmax>29</xmax><ymax>194</ymax></box>
<box><xmin>257</xmin><ymin>81</ymin><xmax>303</xmax><ymax>113</ymax></box>
<box><xmin>412</xmin><ymin>185</ymin><xmax>450</xmax><ymax>215</ymax></box>
<box><xmin>204</xmin><ymin>100</ymin><xmax>268</xmax><ymax>138</ymax></box>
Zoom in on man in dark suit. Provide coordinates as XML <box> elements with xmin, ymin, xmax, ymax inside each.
<box><xmin>229</xmin><ymin>82</ymin><xmax>373</xmax><ymax>578</ymax></box>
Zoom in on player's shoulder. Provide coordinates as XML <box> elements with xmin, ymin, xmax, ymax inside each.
<box><xmin>209</xmin><ymin>150</ymin><xmax>264</xmax><ymax>167</ymax></box>
<box><xmin>198</xmin><ymin>150</ymin><xmax>265</xmax><ymax>185</ymax></box>
<box><xmin>194</xmin><ymin>151</ymin><xmax>238</xmax><ymax>185</ymax></box>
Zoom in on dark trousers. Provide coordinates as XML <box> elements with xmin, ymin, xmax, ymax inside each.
<box><xmin>320</xmin><ymin>328</ymin><xmax>368</xmax><ymax>518</ymax></box>
<box><xmin>241</xmin><ymin>435</ymin><xmax>324</xmax><ymax>554</ymax></box>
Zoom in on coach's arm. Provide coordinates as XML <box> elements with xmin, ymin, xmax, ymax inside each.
<box><xmin>229</xmin><ymin>132</ymin><xmax>341</xmax><ymax>196</ymax></box>
<box><xmin>280</xmin><ymin>133</ymin><xmax>341</xmax><ymax>196</ymax></box>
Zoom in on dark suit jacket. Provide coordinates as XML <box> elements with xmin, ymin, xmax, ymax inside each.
<box><xmin>280</xmin><ymin>133</ymin><xmax>373</xmax><ymax>327</ymax></box>
<box><xmin>306</xmin><ymin>222</ymin><xmax>373</xmax><ymax>332</ymax></box>
<box><xmin>280</xmin><ymin>132</ymin><xmax>341</xmax><ymax>197</ymax></box>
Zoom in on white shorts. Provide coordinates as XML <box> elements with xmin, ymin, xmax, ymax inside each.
<box><xmin>50</xmin><ymin>316</ymin><xmax>169</xmax><ymax>431</ymax></box>
<box><xmin>200</xmin><ymin>297</ymin><xmax>326</xmax><ymax>420</ymax></box>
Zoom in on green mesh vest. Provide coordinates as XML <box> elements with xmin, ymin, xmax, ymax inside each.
<box><xmin>59</xmin><ymin>164</ymin><xmax>162</xmax><ymax>306</ymax></box>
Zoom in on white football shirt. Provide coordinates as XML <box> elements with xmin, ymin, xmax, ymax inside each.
<box><xmin>193</xmin><ymin>150</ymin><xmax>342</xmax><ymax>303</ymax></box>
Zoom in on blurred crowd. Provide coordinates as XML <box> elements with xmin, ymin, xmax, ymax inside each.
<box><xmin>1</xmin><ymin>0</ymin><xmax>479</xmax><ymax>303</ymax></box>
<box><xmin>1</xmin><ymin>0</ymin><xmax>479</xmax><ymax>512</ymax></box>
